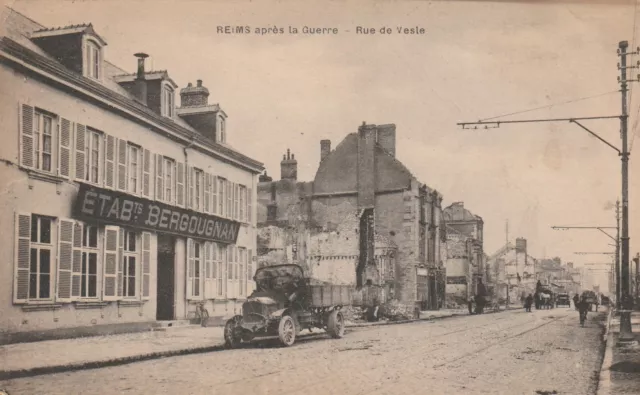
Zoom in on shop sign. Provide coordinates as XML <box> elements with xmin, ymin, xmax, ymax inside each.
<box><xmin>73</xmin><ymin>184</ymin><xmax>240</xmax><ymax>244</ymax></box>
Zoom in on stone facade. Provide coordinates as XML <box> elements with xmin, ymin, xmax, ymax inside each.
<box><xmin>442</xmin><ymin>202</ymin><xmax>484</xmax><ymax>306</ymax></box>
<box><xmin>486</xmin><ymin>238</ymin><xmax>538</xmax><ymax>304</ymax></box>
<box><xmin>257</xmin><ymin>122</ymin><xmax>445</xmax><ymax>313</ymax></box>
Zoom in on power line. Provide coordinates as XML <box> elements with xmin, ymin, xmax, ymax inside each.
<box><xmin>479</xmin><ymin>91</ymin><xmax>619</xmax><ymax>122</ymax></box>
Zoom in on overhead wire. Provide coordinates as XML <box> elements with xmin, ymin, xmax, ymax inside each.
<box><xmin>478</xmin><ymin>91</ymin><xmax>619</xmax><ymax>122</ymax></box>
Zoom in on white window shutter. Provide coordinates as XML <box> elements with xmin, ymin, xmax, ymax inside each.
<box><xmin>14</xmin><ymin>212</ymin><xmax>31</xmax><ymax>303</ymax></box>
<box><xmin>186</xmin><ymin>238</ymin><xmax>194</xmax><ymax>299</ymax></box>
<box><xmin>56</xmin><ymin>219</ymin><xmax>74</xmax><ymax>302</ymax></box>
<box><xmin>141</xmin><ymin>232</ymin><xmax>151</xmax><ymax>300</ymax></box>
<box><xmin>176</xmin><ymin>162</ymin><xmax>185</xmax><ymax>207</ymax></box>
<box><xmin>142</xmin><ymin>149</ymin><xmax>152</xmax><ymax>198</ymax></box>
<box><xmin>58</xmin><ymin>118</ymin><xmax>72</xmax><ymax>179</ymax></box>
<box><xmin>226</xmin><ymin>181</ymin><xmax>232</xmax><ymax>218</ymax></box>
<box><xmin>19</xmin><ymin>104</ymin><xmax>35</xmax><ymax>169</ymax></box>
<box><xmin>103</xmin><ymin>226</ymin><xmax>119</xmax><ymax>301</ymax></box>
<box><xmin>116</xmin><ymin>139</ymin><xmax>127</xmax><ymax>191</ymax></box>
<box><xmin>155</xmin><ymin>154</ymin><xmax>164</xmax><ymax>202</ymax></box>
<box><xmin>117</xmin><ymin>228</ymin><xmax>124</xmax><ymax>298</ymax></box>
<box><xmin>104</xmin><ymin>134</ymin><xmax>116</xmax><ymax>188</ymax></box>
<box><xmin>75</xmin><ymin>123</ymin><xmax>86</xmax><ymax>181</ymax></box>
<box><xmin>187</xmin><ymin>166</ymin><xmax>194</xmax><ymax>209</ymax></box>
<box><xmin>204</xmin><ymin>173</ymin><xmax>211</xmax><ymax>213</ymax></box>
<box><xmin>71</xmin><ymin>221</ymin><xmax>83</xmax><ymax>299</ymax></box>
<box><xmin>211</xmin><ymin>175</ymin><xmax>218</xmax><ymax>215</ymax></box>
<box><xmin>248</xmin><ymin>187</ymin><xmax>253</xmax><ymax>225</ymax></box>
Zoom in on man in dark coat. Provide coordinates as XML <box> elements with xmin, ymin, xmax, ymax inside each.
<box><xmin>524</xmin><ymin>294</ymin><xmax>534</xmax><ymax>312</ymax></box>
<box><xmin>573</xmin><ymin>294</ymin><xmax>580</xmax><ymax>311</ymax></box>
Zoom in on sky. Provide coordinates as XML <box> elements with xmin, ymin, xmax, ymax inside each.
<box><xmin>4</xmin><ymin>0</ymin><xmax>639</xmax><ymax>290</ymax></box>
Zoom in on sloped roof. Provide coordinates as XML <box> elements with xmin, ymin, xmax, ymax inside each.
<box><xmin>31</xmin><ymin>23</ymin><xmax>107</xmax><ymax>46</ymax></box>
<box><xmin>0</xmin><ymin>6</ymin><xmax>263</xmax><ymax>172</ymax></box>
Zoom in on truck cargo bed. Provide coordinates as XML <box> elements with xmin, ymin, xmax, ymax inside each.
<box><xmin>310</xmin><ymin>284</ymin><xmax>353</xmax><ymax>307</ymax></box>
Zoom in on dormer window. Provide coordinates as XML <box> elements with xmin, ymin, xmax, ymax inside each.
<box><xmin>217</xmin><ymin>116</ymin><xmax>226</xmax><ymax>143</ymax></box>
<box><xmin>84</xmin><ymin>39</ymin><xmax>102</xmax><ymax>80</ymax></box>
<box><xmin>162</xmin><ymin>84</ymin><xmax>175</xmax><ymax>118</ymax></box>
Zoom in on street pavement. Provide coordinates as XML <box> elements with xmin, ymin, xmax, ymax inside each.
<box><xmin>0</xmin><ymin>307</ymin><xmax>607</xmax><ymax>395</ymax></box>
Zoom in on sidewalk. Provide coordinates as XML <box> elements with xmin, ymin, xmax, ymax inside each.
<box><xmin>597</xmin><ymin>309</ymin><xmax>640</xmax><ymax>395</ymax></box>
<box><xmin>0</xmin><ymin>308</ymin><xmax>476</xmax><ymax>380</ymax></box>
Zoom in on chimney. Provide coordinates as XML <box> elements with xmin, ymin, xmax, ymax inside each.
<box><xmin>320</xmin><ymin>139</ymin><xmax>331</xmax><ymax>161</ymax></box>
<box><xmin>376</xmin><ymin>124</ymin><xmax>396</xmax><ymax>157</ymax></box>
<box><xmin>133</xmin><ymin>53</ymin><xmax>149</xmax><ymax>105</ymax></box>
<box><xmin>280</xmin><ymin>149</ymin><xmax>298</xmax><ymax>180</ymax></box>
<box><xmin>259</xmin><ymin>171</ymin><xmax>273</xmax><ymax>183</ymax></box>
<box><xmin>180</xmin><ymin>79</ymin><xmax>210</xmax><ymax>107</ymax></box>
<box><xmin>357</xmin><ymin>122</ymin><xmax>377</xmax><ymax>209</ymax></box>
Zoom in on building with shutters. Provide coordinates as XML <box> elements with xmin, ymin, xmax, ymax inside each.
<box><xmin>0</xmin><ymin>7</ymin><xmax>263</xmax><ymax>343</ymax></box>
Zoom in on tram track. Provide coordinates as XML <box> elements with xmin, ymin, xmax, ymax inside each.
<box><xmin>222</xmin><ymin>310</ymin><xmax>570</xmax><ymax>393</ymax></box>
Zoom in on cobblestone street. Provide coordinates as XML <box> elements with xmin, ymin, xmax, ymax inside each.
<box><xmin>0</xmin><ymin>307</ymin><xmax>607</xmax><ymax>395</ymax></box>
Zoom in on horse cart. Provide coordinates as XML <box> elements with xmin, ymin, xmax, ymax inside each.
<box><xmin>224</xmin><ymin>264</ymin><xmax>353</xmax><ymax>348</ymax></box>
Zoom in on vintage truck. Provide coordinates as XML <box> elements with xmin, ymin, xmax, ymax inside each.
<box><xmin>223</xmin><ymin>264</ymin><xmax>354</xmax><ymax>347</ymax></box>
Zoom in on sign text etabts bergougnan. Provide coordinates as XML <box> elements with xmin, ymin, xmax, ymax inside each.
<box><xmin>73</xmin><ymin>183</ymin><xmax>240</xmax><ymax>244</ymax></box>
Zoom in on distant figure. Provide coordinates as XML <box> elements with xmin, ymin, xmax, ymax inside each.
<box><xmin>468</xmin><ymin>295</ymin><xmax>474</xmax><ymax>315</ymax></box>
<box><xmin>524</xmin><ymin>294</ymin><xmax>534</xmax><ymax>312</ymax></box>
<box><xmin>573</xmin><ymin>294</ymin><xmax>580</xmax><ymax>310</ymax></box>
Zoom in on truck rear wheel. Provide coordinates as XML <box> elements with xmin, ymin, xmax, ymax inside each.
<box><xmin>278</xmin><ymin>315</ymin><xmax>296</xmax><ymax>347</ymax></box>
<box><xmin>327</xmin><ymin>309</ymin><xmax>345</xmax><ymax>339</ymax></box>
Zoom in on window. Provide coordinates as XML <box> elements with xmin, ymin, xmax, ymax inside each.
<box><xmin>85</xmin><ymin>40</ymin><xmax>101</xmax><ymax>80</ymax></box>
<box><xmin>218</xmin><ymin>117</ymin><xmax>226</xmax><ymax>143</ymax></box>
<box><xmin>128</xmin><ymin>145</ymin><xmax>139</xmax><ymax>194</ymax></box>
<box><xmin>194</xmin><ymin>169</ymin><xmax>203</xmax><ymax>211</ymax></box>
<box><xmin>81</xmin><ymin>225</ymin><xmax>99</xmax><ymax>298</ymax></box>
<box><xmin>217</xmin><ymin>178</ymin><xmax>225</xmax><ymax>216</ymax></box>
<box><xmin>123</xmin><ymin>230</ymin><xmax>138</xmax><ymax>298</ymax></box>
<box><xmin>234</xmin><ymin>184</ymin><xmax>240</xmax><ymax>220</ymax></box>
<box><xmin>85</xmin><ymin>129</ymin><xmax>101</xmax><ymax>184</ymax></box>
<box><xmin>238</xmin><ymin>248</ymin><xmax>246</xmax><ymax>297</ymax></box>
<box><xmin>189</xmin><ymin>240</ymin><xmax>202</xmax><ymax>298</ymax></box>
<box><xmin>34</xmin><ymin>111</ymin><xmax>55</xmax><ymax>173</ymax></box>
<box><xmin>239</xmin><ymin>185</ymin><xmax>246</xmax><ymax>222</ymax></box>
<box><xmin>165</xmin><ymin>158</ymin><xmax>174</xmax><ymax>203</ymax></box>
<box><xmin>162</xmin><ymin>86</ymin><xmax>174</xmax><ymax>118</ymax></box>
<box><xmin>30</xmin><ymin>215</ymin><xmax>53</xmax><ymax>300</ymax></box>
<box><xmin>217</xmin><ymin>244</ymin><xmax>225</xmax><ymax>296</ymax></box>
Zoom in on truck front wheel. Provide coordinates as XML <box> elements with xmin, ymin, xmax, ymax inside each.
<box><xmin>327</xmin><ymin>310</ymin><xmax>345</xmax><ymax>339</ymax></box>
<box><xmin>224</xmin><ymin>315</ymin><xmax>243</xmax><ymax>348</ymax></box>
<box><xmin>278</xmin><ymin>315</ymin><xmax>296</xmax><ymax>347</ymax></box>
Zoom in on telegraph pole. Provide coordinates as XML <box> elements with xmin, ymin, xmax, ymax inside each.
<box><xmin>618</xmin><ymin>40</ymin><xmax>634</xmax><ymax>342</ymax></box>
<box><xmin>616</xmin><ymin>200</ymin><xmax>621</xmax><ymax>309</ymax></box>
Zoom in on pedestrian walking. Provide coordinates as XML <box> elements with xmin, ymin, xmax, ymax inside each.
<box><xmin>573</xmin><ymin>294</ymin><xmax>580</xmax><ymax>311</ymax></box>
<box><xmin>524</xmin><ymin>294</ymin><xmax>533</xmax><ymax>312</ymax></box>
<box><xmin>468</xmin><ymin>295</ymin><xmax>474</xmax><ymax>315</ymax></box>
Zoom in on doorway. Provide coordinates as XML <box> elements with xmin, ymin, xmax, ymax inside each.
<box><xmin>156</xmin><ymin>234</ymin><xmax>176</xmax><ymax>320</ymax></box>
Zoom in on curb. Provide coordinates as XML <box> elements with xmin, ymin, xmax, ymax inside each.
<box><xmin>596</xmin><ymin>309</ymin><xmax>614</xmax><ymax>395</ymax></box>
<box><xmin>0</xmin><ymin>308</ymin><xmax>509</xmax><ymax>380</ymax></box>
<box><xmin>0</xmin><ymin>343</ymin><xmax>227</xmax><ymax>381</ymax></box>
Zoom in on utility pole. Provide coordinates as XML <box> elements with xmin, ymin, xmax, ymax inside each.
<box><xmin>618</xmin><ymin>40</ymin><xmax>634</xmax><ymax>343</ymax></box>
<box><xmin>616</xmin><ymin>200</ymin><xmax>621</xmax><ymax>309</ymax></box>
<box><xmin>458</xmin><ymin>41</ymin><xmax>639</xmax><ymax>343</ymax></box>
